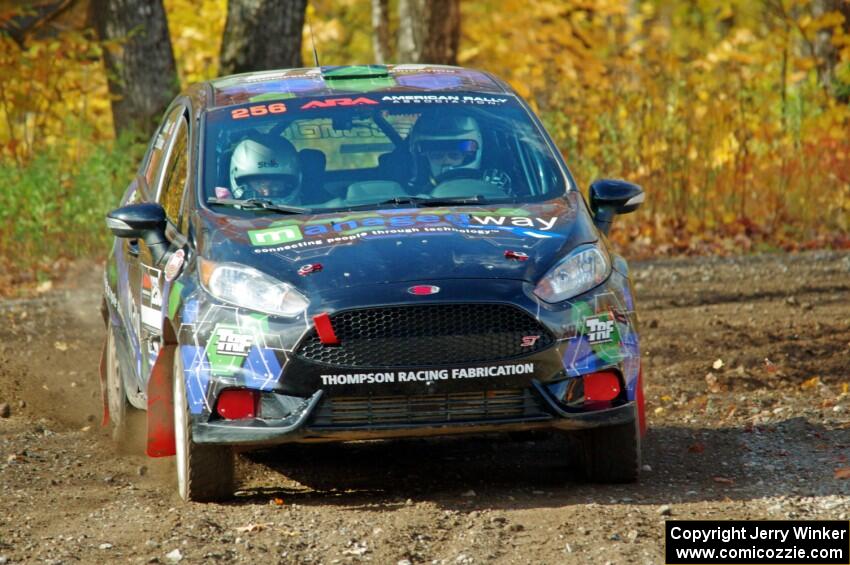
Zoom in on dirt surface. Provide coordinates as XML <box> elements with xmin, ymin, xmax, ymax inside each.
<box><xmin>1</xmin><ymin>252</ymin><xmax>849</xmax><ymax>564</ymax></box>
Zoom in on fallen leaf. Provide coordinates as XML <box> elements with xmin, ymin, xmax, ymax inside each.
<box><xmin>36</xmin><ymin>280</ymin><xmax>52</xmax><ymax>293</ymax></box>
<box><xmin>834</xmin><ymin>468</ymin><xmax>850</xmax><ymax>479</ymax></box>
<box><xmin>712</xmin><ymin>476</ymin><xmax>734</xmax><ymax>484</ymax></box>
<box><xmin>688</xmin><ymin>442</ymin><xmax>705</xmax><ymax>453</ymax></box>
<box><xmin>764</xmin><ymin>358</ymin><xmax>778</xmax><ymax>373</ymax></box>
<box><xmin>272</xmin><ymin>498</ymin><xmax>284</xmax><ymax>506</ymax></box>
<box><xmin>712</xmin><ymin>359</ymin><xmax>724</xmax><ymax>370</ymax></box>
<box><xmin>53</xmin><ymin>341</ymin><xmax>68</xmax><ymax>351</ymax></box>
<box><xmin>705</xmin><ymin>372</ymin><xmax>722</xmax><ymax>393</ymax></box>
<box><xmin>800</xmin><ymin>376</ymin><xmax>821</xmax><ymax>390</ymax></box>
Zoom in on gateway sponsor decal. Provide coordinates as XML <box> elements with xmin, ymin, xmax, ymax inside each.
<box><xmin>248</xmin><ymin>210</ymin><xmax>562</xmax><ymax>252</ymax></box>
<box><xmin>249</xmin><ymin>224</ymin><xmax>304</xmax><ymax>246</ymax></box>
<box><xmin>319</xmin><ymin>362</ymin><xmax>535</xmax><ymax>386</ymax></box>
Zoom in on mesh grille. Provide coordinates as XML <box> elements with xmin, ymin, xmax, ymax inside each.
<box><xmin>295</xmin><ymin>303</ymin><xmax>553</xmax><ymax>368</ymax></box>
<box><xmin>310</xmin><ymin>389</ymin><xmax>549</xmax><ymax>428</ymax></box>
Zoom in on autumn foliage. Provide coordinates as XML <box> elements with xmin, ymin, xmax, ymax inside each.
<box><xmin>0</xmin><ymin>0</ymin><xmax>848</xmax><ymax>283</ymax></box>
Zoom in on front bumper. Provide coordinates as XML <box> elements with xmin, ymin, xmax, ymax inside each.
<box><xmin>177</xmin><ymin>274</ymin><xmax>642</xmax><ymax>445</ymax></box>
<box><xmin>192</xmin><ymin>382</ymin><xmax>637</xmax><ymax>446</ymax></box>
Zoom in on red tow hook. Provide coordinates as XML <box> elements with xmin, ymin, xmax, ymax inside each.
<box><xmin>313</xmin><ymin>312</ymin><xmax>339</xmax><ymax>345</ymax></box>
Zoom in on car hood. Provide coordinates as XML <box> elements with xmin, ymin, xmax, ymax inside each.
<box><xmin>195</xmin><ymin>192</ymin><xmax>598</xmax><ymax>290</ymax></box>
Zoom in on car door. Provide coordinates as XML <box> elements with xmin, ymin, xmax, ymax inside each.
<box><xmin>135</xmin><ymin>106</ymin><xmax>191</xmax><ymax>392</ymax></box>
<box><xmin>114</xmin><ymin>107</ymin><xmax>184</xmax><ymax>400</ymax></box>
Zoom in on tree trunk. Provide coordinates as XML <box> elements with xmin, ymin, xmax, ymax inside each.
<box><xmin>371</xmin><ymin>0</ymin><xmax>391</xmax><ymax>64</ymax></box>
<box><xmin>397</xmin><ymin>0</ymin><xmax>460</xmax><ymax>65</ymax></box>
<box><xmin>91</xmin><ymin>0</ymin><xmax>178</xmax><ymax>138</ymax></box>
<box><xmin>810</xmin><ymin>0</ymin><xmax>850</xmax><ymax>98</ymax></box>
<box><xmin>219</xmin><ymin>0</ymin><xmax>308</xmax><ymax>76</ymax></box>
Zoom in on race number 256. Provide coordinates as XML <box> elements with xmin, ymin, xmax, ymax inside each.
<box><xmin>231</xmin><ymin>103</ymin><xmax>287</xmax><ymax>120</ymax></box>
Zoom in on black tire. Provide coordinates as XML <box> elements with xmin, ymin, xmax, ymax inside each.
<box><xmin>105</xmin><ymin>327</ymin><xmax>129</xmax><ymax>443</ymax></box>
<box><xmin>574</xmin><ymin>409</ymin><xmax>641</xmax><ymax>483</ymax></box>
<box><xmin>173</xmin><ymin>352</ymin><xmax>235</xmax><ymax>502</ymax></box>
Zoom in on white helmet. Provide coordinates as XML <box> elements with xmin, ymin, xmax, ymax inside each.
<box><xmin>409</xmin><ymin>114</ymin><xmax>483</xmax><ymax>180</ymax></box>
<box><xmin>229</xmin><ymin>136</ymin><xmax>301</xmax><ymax>199</ymax></box>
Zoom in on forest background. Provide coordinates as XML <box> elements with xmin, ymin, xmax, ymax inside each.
<box><xmin>1</xmin><ymin>0</ymin><xmax>849</xmax><ymax>293</ymax></box>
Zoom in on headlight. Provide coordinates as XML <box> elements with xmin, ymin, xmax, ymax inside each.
<box><xmin>533</xmin><ymin>244</ymin><xmax>611</xmax><ymax>303</ymax></box>
<box><xmin>199</xmin><ymin>259</ymin><xmax>309</xmax><ymax>317</ymax></box>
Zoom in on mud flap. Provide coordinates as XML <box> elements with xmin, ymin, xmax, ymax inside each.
<box><xmin>147</xmin><ymin>344</ymin><xmax>176</xmax><ymax>457</ymax></box>
<box><xmin>99</xmin><ymin>337</ymin><xmax>109</xmax><ymax>427</ymax></box>
<box><xmin>636</xmin><ymin>365</ymin><xmax>646</xmax><ymax>437</ymax></box>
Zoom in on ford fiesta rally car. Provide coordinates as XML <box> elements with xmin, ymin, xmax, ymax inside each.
<box><xmin>101</xmin><ymin>65</ymin><xmax>647</xmax><ymax>501</ymax></box>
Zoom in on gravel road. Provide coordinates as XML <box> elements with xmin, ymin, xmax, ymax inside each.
<box><xmin>1</xmin><ymin>251</ymin><xmax>849</xmax><ymax>564</ymax></box>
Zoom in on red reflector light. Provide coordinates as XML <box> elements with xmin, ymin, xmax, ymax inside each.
<box><xmin>583</xmin><ymin>371</ymin><xmax>621</xmax><ymax>402</ymax></box>
<box><xmin>216</xmin><ymin>389</ymin><xmax>259</xmax><ymax>420</ymax></box>
<box><xmin>313</xmin><ymin>312</ymin><xmax>339</xmax><ymax>345</ymax></box>
<box><xmin>407</xmin><ymin>285</ymin><xmax>440</xmax><ymax>296</ymax></box>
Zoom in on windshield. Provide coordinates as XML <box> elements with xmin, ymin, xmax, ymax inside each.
<box><xmin>203</xmin><ymin>91</ymin><xmax>567</xmax><ymax>213</ymax></box>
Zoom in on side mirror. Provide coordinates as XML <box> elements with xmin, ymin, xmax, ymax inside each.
<box><xmin>106</xmin><ymin>203</ymin><xmax>170</xmax><ymax>264</ymax></box>
<box><xmin>589</xmin><ymin>179</ymin><xmax>644</xmax><ymax>235</ymax></box>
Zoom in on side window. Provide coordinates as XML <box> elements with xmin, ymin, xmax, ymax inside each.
<box><xmin>159</xmin><ymin>117</ymin><xmax>190</xmax><ymax>233</ymax></box>
<box><xmin>143</xmin><ymin>108</ymin><xmax>182</xmax><ymax>188</ymax></box>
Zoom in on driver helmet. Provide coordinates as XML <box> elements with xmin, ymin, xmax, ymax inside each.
<box><xmin>409</xmin><ymin>114</ymin><xmax>483</xmax><ymax>179</ymax></box>
<box><xmin>229</xmin><ymin>135</ymin><xmax>301</xmax><ymax>200</ymax></box>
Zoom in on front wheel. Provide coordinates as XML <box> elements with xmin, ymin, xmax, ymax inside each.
<box><xmin>574</xmin><ymin>408</ymin><xmax>641</xmax><ymax>483</ymax></box>
<box><xmin>173</xmin><ymin>352</ymin><xmax>235</xmax><ymax>502</ymax></box>
<box><xmin>105</xmin><ymin>327</ymin><xmax>129</xmax><ymax>443</ymax></box>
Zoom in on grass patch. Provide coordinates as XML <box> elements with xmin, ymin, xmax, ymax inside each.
<box><xmin>0</xmin><ymin>136</ymin><xmax>144</xmax><ymax>278</ymax></box>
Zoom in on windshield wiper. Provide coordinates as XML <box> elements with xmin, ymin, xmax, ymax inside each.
<box><xmin>357</xmin><ymin>195</ymin><xmax>487</xmax><ymax>209</ymax></box>
<box><xmin>207</xmin><ymin>198</ymin><xmax>309</xmax><ymax>215</ymax></box>
<box><xmin>416</xmin><ymin>195</ymin><xmax>487</xmax><ymax>207</ymax></box>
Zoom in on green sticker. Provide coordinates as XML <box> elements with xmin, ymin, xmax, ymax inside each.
<box><xmin>248</xmin><ymin>225</ymin><xmax>303</xmax><ymax>246</ymax></box>
<box><xmin>205</xmin><ymin>324</ymin><xmax>253</xmax><ymax>376</ymax></box>
<box><xmin>168</xmin><ymin>281</ymin><xmax>184</xmax><ymax>320</ymax></box>
<box><xmin>584</xmin><ymin>313</ymin><xmax>622</xmax><ymax>363</ymax></box>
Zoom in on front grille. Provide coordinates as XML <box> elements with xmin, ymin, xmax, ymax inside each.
<box><xmin>295</xmin><ymin>303</ymin><xmax>553</xmax><ymax>368</ymax></box>
<box><xmin>310</xmin><ymin>389</ymin><xmax>550</xmax><ymax>428</ymax></box>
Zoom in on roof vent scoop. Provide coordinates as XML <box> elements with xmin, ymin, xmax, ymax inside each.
<box><xmin>321</xmin><ymin>65</ymin><xmax>389</xmax><ymax>80</ymax></box>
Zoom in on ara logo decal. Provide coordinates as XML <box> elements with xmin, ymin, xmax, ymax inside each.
<box><xmin>520</xmin><ymin>335</ymin><xmax>540</xmax><ymax>347</ymax></box>
<box><xmin>300</xmin><ymin>97</ymin><xmax>379</xmax><ymax>109</ymax></box>
<box><xmin>585</xmin><ymin>315</ymin><xmax>617</xmax><ymax>345</ymax></box>
<box><xmin>248</xmin><ymin>224</ymin><xmax>303</xmax><ymax>246</ymax></box>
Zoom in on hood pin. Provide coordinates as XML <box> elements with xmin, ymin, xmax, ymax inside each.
<box><xmin>298</xmin><ymin>263</ymin><xmax>323</xmax><ymax>276</ymax></box>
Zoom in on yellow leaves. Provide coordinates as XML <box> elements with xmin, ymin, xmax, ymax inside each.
<box><xmin>712</xmin><ymin>133</ymin><xmax>740</xmax><ymax>169</ymax></box>
<box><xmin>164</xmin><ymin>0</ymin><xmax>226</xmax><ymax>85</ymax></box>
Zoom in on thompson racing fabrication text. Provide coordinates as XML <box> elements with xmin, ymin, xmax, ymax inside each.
<box><xmin>320</xmin><ymin>363</ymin><xmax>536</xmax><ymax>386</ymax></box>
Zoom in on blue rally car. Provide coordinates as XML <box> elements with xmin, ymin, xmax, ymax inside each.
<box><xmin>101</xmin><ymin>65</ymin><xmax>646</xmax><ymax>501</ymax></box>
